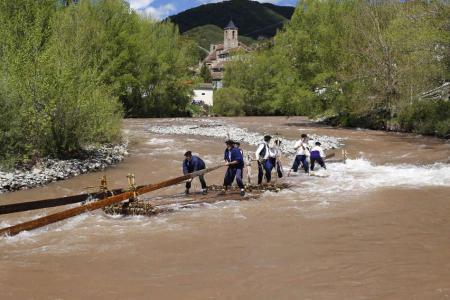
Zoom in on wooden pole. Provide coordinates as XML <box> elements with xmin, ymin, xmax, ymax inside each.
<box><xmin>0</xmin><ymin>188</ymin><xmax>128</xmax><ymax>215</ymax></box>
<box><xmin>326</xmin><ymin>152</ymin><xmax>336</xmax><ymax>160</ymax></box>
<box><xmin>0</xmin><ymin>164</ymin><xmax>226</xmax><ymax>237</ymax></box>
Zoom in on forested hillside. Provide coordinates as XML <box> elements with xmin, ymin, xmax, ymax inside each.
<box><xmin>169</xmin><ymin>0</ymin><xmax>295</xmax><ymax>41</ymax></box>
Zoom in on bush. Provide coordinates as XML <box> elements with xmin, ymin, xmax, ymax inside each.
<box><xmin>213</xmin><ymin>87</ymin><xmax>245</xmax><ymax>116</ymax></box>
<box><xmin>398</xmin><ymin>100</ymin><xmax>450</xmax><ymax>138</ymax></box>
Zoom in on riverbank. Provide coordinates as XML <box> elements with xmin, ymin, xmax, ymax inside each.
<box><xmin>319</xmin><ymin>103</ymin><xmax>450</xmax><ymax>140</ymax></box>
<box><xmin>0</xmin><ymin>143</ymin><xmax>128</xmax><ymax>194</ymax></box>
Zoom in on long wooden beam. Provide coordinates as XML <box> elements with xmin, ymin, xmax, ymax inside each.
<box><xmin>0</xmin><ymin>188</ymin><xmax>129</xmax><ymax>215</ymax></box>
<box><xmin>0</xmin><ymin>164</ymin><xmax>226</xmax><ymax>237</ymax></box>
<box><xmin>325</xmin><ymin>153</ymin><xmax>336</xmax><ymax>159</ymax></box>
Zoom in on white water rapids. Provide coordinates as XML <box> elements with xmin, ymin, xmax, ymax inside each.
<box><xmin>2</xmin><ymin>119</ymin><xmax>449</xmax><ymax>244</ymax></box>
<box><xmin>2</xmin><ymin>154</ymin><xmax>449</xmax><ymax>243</ymax></box>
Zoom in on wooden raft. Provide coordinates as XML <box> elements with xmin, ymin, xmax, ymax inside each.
<box><xmin>103</xmin><ymin>183</ymin><xmax>289</xmax><ymax>216</ymax></box>
<box><xmin>0</xmin><ymin>164</ymin><xmax>228</xmax><ymax>237</ymax></box>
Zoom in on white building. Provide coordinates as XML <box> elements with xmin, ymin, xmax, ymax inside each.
<box><xmin>192</xmin><ymin>83</ymin><xmax>214</xmax><ymax>106</ymax></box>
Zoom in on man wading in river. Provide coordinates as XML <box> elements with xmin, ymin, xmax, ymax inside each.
<box><xmin>221</xmin><ymin>140</ymin><xmax>245</xmax><ymax>196</ymax></box>
<box><xmin>255</xmin><ymin>135</ymin><xmax>275</xmax><ymax>184</ymax></box>
<box><xmin>183</xmin><ymin>151</ymin><xmax>207</xmax><ymax>195</ymax></box>
<box><xmin>290</xmin><ymin>134</ymin><xmax>310</xmax><ymax>175</ymax></box>
<box><xmin>270</xmin><ymin>139</ymin><xmax>284</xmax><ymax>179</ymax></box>
<box><xmin>310</xmin><ymin>141</ymin><xmax>327</xmax><ymax>171</ymax></box>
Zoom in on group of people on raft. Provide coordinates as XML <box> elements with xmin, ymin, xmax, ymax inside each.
<box><xmin>182</xmin><ymin>134</ymin><xmax>327</xmax><ymax>197</ymax></box>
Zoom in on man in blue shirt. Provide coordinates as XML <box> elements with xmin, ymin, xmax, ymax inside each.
<box><xmin>222</xmin><ymin>140</ymin><xmax>245</xmax><ymax>196</ymax></box>
<box><xmin>183</xmin><ymin>151</ymin><xmax>207</xmax><ymax>195</ymax></box>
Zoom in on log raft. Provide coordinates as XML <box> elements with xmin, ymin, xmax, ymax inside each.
<box><xmin>0</xmin><ymin>164</ymin><xmax>228</xmax><ymax>237</ymax></box>
<box><xmin>0</xmin><ymin>150</ymin><xmax>344</xmax><ymax>237</ymax></box>
<box><xmin>0</xmin><ymin>151</ymin><xmax>346</xmax><ymax>216</ymax></box>
<box><xmin>103</xmin><ymin>183</ymin><xmax>290</xmax><ymax>217</ymax></box>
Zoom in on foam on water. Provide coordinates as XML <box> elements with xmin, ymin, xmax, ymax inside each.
<box><xmin>147</xmin><ymin>137</ymin><xmax>175</xmax><ymax>145</ymax></box>
<box><xmin>0</xmin><ymin>210</ymin><xmax>189</xmax><ymax>251</ymax></box>
<box><xmin>2</xmin><ymin>157</ymin><xmax>449</xmax><ymax>246</ymax></box>
<box><xmin>287</xmin><ymin>159</ymin><xmax>450</xmax><ymax>198</ymax></box>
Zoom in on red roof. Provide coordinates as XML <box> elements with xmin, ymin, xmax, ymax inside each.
<box><xmin>203</xmin><ymin>43</ymin><xmax>251</xmax><ymax>64</ymax></box>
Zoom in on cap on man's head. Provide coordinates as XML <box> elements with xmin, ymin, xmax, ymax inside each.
<box><xmin>315</xmin><ymin>142</ymin><xmax>321</xmax><ymax>146</ymax></box>
<box><xmin>184</xmin><ymin>151</ymin><xmax>192</xmax><ymax>157</ymax></box>
<box><xmin>301</xmin><ymin>134</ymin><xmax>308</xmax><ymax>138</ymax></box>
<box><xmin>264</xmin><ymin>135</ymin><xmax>272</xmax><ymax>142</ymax></box>
<box><xmin>225</xmin><ymin>140</ymin><xmax>234</xmax><ymax>146</ymax></box>
<box><xmin>235</xmin><ymin>141</ymin><xmax>241</xmax><ymax>146</ymax></box>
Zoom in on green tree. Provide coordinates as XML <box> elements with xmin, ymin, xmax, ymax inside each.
<box><xmin>274</xmin><ymin>0</ymin><xmax>350</xmax><ymax>113</ymax></box>
<box><xmin>213</xmin><ymin>87</ymin><xmax>245</xmax><ymax>116</ymax></box>
<box><xmin>224</xmin><ymin>50</ymin><xmax>277</xmax><ymax>115</ymax></box>
<box><xmin>200</xmin><ymin>63</ymin><xmax>212</xmax><ymax>83</ymax></box>
<box><xmin>122</xmin><ymin>19</ymin><xmax>196</xmax><ymax>117</ymax></box>
<box><xmin>0</xmin><ymin>0</ymin><xmax>59</xmax><ymax>161</ymax></box>
<box><xmin>40</xmin><ymin>1</ymin><xmax>125</xmax><ymax>156</ymax></box>
<box><xmin>338</xmin><ymin>0</ymin><xmax>448</xmax><ymax>129</ymax></box>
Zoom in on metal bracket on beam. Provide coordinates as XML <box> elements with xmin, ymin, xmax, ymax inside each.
<box><xmin>100</xmin><ymin>175</ymin><xmax>108</xmax><ymax>194</ymax></box>
<box><xmin>127</xmin><ymin>173</ymin><xmax>137</xmax><ymax>202</ymax></box>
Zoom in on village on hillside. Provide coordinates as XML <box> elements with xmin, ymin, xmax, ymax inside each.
<box><xmin>192</xmin><ymin>20</ymin><xmax>252</xmax><ymax>108</ymax></box>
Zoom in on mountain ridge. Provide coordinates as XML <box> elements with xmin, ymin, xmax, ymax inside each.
<box><xmin>168</xmin><ymin>0</ymin><xmax>295</xmax><ymax>45</ymax></box>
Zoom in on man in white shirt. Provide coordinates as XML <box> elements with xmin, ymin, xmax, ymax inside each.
<box><xmin>310</xmin><ymin>142</ymin><xmax>326</xmax><ymax>171</ymax></box>
<box><xmin>255</xmin><ymin>135</ymin><xmax>275</xmax><ymax>184</ymax></box>
<box><xmin>290</xmin><ymin>133</ymin><xmax>310</xmax><ymax>174</ymax></box>
<box><xmin>270</xmin><ymin>139</ymin><xmax>283</xmax><ymax>178</ymax></box>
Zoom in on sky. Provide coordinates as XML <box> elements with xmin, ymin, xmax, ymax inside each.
<box><xmin>126</xmin><ymin>0</ymin><xmax>298</xmax><ymax>20</ymax></box>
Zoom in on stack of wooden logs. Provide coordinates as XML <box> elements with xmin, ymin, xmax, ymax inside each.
<box><xmin>103</xmin><ymin>183</ymin><xmax>290</xmax><ymax>217</ymax></box>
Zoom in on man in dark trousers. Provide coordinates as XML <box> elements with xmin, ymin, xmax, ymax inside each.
<box><xmin>271</xmin><ymin>139</ymin><xmax>284</xmax><ymax>179</ymax></box>
<box><xmin>290</xmin><ymin>133</ymin><xmax>310</xmax><ymax>175</ymax></box>
<box><xmin>310</xmin><ymin>142</ymin><xmax>327</xmax><ymax>171</ymax></box>
<box><xmin>222</xmin><ymin>140</ymin><xmax>245</xmax><ymax>196</ymax></box>
<box><xmin>255</xmin><ymin>135</ymin><xmax>274</xmax><ymax>184</ymax></box>
<box><xmin>182</xmin><ymin>151</ymin><xmax>207</xmax><ymax>195</ymax></box>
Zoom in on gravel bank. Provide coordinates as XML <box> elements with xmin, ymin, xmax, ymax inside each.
<box><xmin>149</xmin><ymin>119</ymin><xmax>342</xmax><ymax>155</ymax></box>
<box><xmin>0</xmin><ymin>143</ymin><xmax>128</xmax><ymax>194</ymax></box>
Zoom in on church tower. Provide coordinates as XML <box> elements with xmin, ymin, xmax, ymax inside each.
<box><xmin>224</xmin><ymin>20</ymin><xmax>238</xmax><ymax>50</ymax></box>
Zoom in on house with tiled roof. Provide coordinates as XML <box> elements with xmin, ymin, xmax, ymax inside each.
<box><xmin>203</xmin><ymin>21</ymin><xmax>252</xmax><ymax>89</ymax></box>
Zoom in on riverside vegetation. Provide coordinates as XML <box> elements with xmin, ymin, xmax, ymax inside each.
<box><xmin>0</xmin><ymin>0</ymin><xmax>196</xmax><ymax>168</ymax></box>
<box><xmin>214</xmin><ymin>0</ymin><xmax>450</xmax><ymax>138</ymax></box>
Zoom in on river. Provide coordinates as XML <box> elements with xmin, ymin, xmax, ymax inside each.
<box><xmin>1</xmin><ymin>117</ymin><xmax>449</xmax><ymax>299</ymax></box>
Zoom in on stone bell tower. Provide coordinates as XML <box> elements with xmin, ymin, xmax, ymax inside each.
<box><xmin>224</xmin><ymin>20</ymin><xmax>238</xmax><ymax>50</ymax></box>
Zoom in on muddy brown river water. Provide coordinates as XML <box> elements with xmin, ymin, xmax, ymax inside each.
<box><xmin>1</xmin><ymin>117</ymin><xmax>450</xmax><ymax>299</ymax></box>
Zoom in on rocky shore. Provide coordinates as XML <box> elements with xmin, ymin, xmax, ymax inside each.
<box><xmin>0</xmin><ymin>144</ymin><xmax>128</xmax><ymax>194</ymax></box>
<box><xmin>149</xmin><ymin>119</ymin><xmax>342</xmax><ymax>155</ymax></box>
